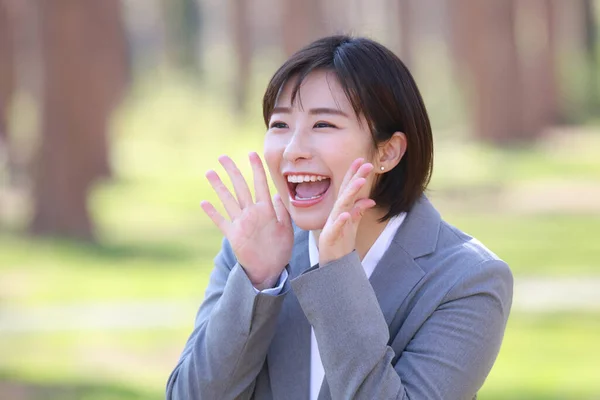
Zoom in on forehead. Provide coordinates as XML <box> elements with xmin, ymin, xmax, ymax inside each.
<box><xmin>275</xmin><ymin>70</ymin><xmax>352</xmax><ymax>111</ymax></box>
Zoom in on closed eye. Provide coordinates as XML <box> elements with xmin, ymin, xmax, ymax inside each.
<box><xmin>314</xmin><ymin>121</ymin><xmax>337</xmax><ymax>129</ymax></box>
<box><xmin>269</xmin><ymin>121</ymin><xmax>288</xmax><ymax>129</ymax></box>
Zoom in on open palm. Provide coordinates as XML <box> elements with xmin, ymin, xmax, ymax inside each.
<box><xmin>201</xmin><ymin>153</ymin><xmax>294</xmax><ymax>290</ymax></box>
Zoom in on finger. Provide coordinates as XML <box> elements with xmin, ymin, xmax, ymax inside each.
<box><xmin>349</xmin><ymin>198</ymin><xmax>376</xmax><ymax>222</ymax></box>
<box><xmin>339</xmin><ymin>158</ymin><xmax>364</xmax><ymax>195</ymax></box>
<box><xmin>323</xmin><ymin>212</ymin><xmax>351</xmax><ymax>245</ymax></box>
<box><xmin>337</xmin><ymin>162</ymin><xmax>374</xmax><ymax>207</ymax></box>
<box><xmin>339</xmin><ymin>161</ymin><xmax>374</xmax><ymax>202</ymax></box>
<box><xmin>249</xmin><ymin>152</ymin><xmax>273</xmax><ymax>206</ymax></box>
<box><xmin>219</xmin><ymin>155</ymin><xmax>253</xmax><ymax>208</ymax></box>
<box><xmin>206</xmin><ymin>170</ymin><xmax>242</xmax><ymax>219</ymax></box>
<box><xmin>335</xmin><ymin>177</ymin><xmax>367</xmax><ymax>212</ymax></box>
<box><xmin>200</xmin><ymin>200</ymin><xmax>230</xmax><ymax>235</ymax></box>
<box><xmin>346</xmin><ymin>162</ymin><xmax>374</xmax><ymax>188</ymax></box>
<box><xmin>355</xmin><ymin>162</ymin><xmax>374</xmax><ymax>179</ymax></box>
<box><xmin>273</xmin><ymin>193</ymin><xmax>292</xmax><ymax>227</ymax></box>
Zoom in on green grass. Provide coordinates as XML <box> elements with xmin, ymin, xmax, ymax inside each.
<box><xmin>1</xmin><ymin>312</ymin><xmax>599</xmax><ymax>399</ymax></box>
<box><xmin>0</xmin><ymin>329</ymin><xmax>191</xmax><ymax>395</ymax></box>
<box><xmin>479</xmin><ymin>313</ymin><xmax>600</xmax><ymax>399</ymax></box>
<box><xmin>0</xmin><ymin>234</ymin><xmax>211</xmax><ymax>305</ymax></box>
<box><xmin>444</xmin><ymin>213</ymin><xmax>600</xmax><ymax>276</ymax></box>
<box><xmin>1</xmin><ymin>211</ymin><xmax>598</xmax><ymax>306</ymax></box>
<box><xmin>0</xmin><ymin>378</ymin><xmax>160</xmax><ymax>400</ymax></box>
<box><xmin>430</xmin><ymin>132</ymin><xmax>600</xmax><ymax>190</ymax></box>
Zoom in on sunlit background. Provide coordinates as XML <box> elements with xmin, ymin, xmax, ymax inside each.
<box><xmin>1</xmin><ymin>0</ymin><xmax>599</xmax><ymax>399</ymax></box>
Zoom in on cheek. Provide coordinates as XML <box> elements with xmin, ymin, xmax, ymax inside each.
<box><xmin>263</xmin><ymin>135</ymin><xmax>282</xmax><ymax>168</ymax></box>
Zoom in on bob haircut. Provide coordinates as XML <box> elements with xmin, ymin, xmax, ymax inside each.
<box><xmin>262</xmin><ymin>35</ymin><xmax>434</xmax><ymax>221</ymax></box>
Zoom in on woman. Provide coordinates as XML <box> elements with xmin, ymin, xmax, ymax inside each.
<box><xmin>166</xmin><ymin>35</ymin><xmax>513</xmax><ymax>400</ymax></box>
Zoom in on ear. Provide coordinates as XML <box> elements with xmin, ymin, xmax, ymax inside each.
<box><xmin>376</xmin><ymin>132</ymin><xmax>407</xmax><ymax>173</ymax></box>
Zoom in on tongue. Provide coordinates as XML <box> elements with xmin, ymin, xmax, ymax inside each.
<box><xmin>295</xmin><ymin>180</ymin><xmax>330</xmax><ymax>199</ymax></box>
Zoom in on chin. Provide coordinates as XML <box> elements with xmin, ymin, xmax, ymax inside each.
<box><xmin>289</xmin><ymin>211</ymin><xmax>328</xmax><ymax>232</ymax></box>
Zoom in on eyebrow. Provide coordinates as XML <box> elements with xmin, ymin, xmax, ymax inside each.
<box><xmin>271</xmin><ymin>106</ymin><xmax>349</xmax><ymax>118</ymax></box>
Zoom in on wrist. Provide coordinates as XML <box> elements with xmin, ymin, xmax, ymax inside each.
<box><xmin>251</xmin><ymin>272</ymin><xmax>282</xmax><ymax>291</ymax></box>
<box><xmin>319</xmin><ymin>249</ymin><xmax>354</xmax><ymax>267</ymax></box>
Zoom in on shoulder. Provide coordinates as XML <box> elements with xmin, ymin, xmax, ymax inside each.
<box><xmin>396</xmin><ymin>195</ymin><xmax>512</xmax><ymax>304</ymax></box>
<box><xmin>435</xmin><ymin>219</ymin><xmax>503</xmax><ymax>268</ymax></box>
<box><xmin>396</xmin><ymin>195</ymin><xmax>511</xmax><ymax>282</ymax></box>
<box><xmin>419</xmin><ymin>217</ymin><xmax>513</xmax><ymax>306</ymax></box>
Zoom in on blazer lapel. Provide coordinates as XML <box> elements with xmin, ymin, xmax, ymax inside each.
<box><xmin>369</xmin><ymin>195</ymin><xmax>441</xmax><ymax>327</ymax></box>
<box><xmin>267</xmin><ymin>229</ymin><xmax>312</xmax><ymax>400</ymax></box>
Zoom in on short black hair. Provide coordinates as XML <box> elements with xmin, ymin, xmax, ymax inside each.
<box><xmin>262</xmin><ymin>35</ymin><xmax>434</xmax><ymax>221</ymax></box>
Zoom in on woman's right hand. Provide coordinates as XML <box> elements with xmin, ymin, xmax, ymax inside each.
<box><xmin>200</xmin><ymin>152</ymin><xmax>294</xmax><ymax>291</ymax></box>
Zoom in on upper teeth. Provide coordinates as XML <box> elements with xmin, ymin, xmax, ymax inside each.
<box><xmin>287</xmin><ymin>175</ymin><xmax>327</xmax><ymax>183</ymax></box>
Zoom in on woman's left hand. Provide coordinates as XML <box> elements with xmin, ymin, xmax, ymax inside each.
<box><xmin>318</xmin><ymin>158</ymin><xmax>376</xmax><ymax>266</ymax></box>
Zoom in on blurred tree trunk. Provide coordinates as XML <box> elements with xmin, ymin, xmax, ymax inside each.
<box><xmin>31</xmin><ymin>0</ymin><xmax>128</xmax><ymax>240</ymax></box>
<box><xmin>282</xmin><ymin>0</ymin><xmax>324</xmax><ymax>57</ymax></box>
<box><xmin>583</xmin><ymin>0</ymin><xmax>599</xmax><ymax>112</ymax></box>
<box><xmin>449</xmin><ymin>0</ymin><xmax>523</xmax><ymax>144</ymax></box>
<box><xmin>398</xmin><ymin>0</ymin><xmax>415</xmax><ymax>68</ymax></box>
<box><xmin>519</xmin><ymin>0</ymin><xmax>560</xmax><ymax>137</ymax></box>
<box><xmin>0</xmin><ymin>0</ymin><xmax>15</xmax><ymax>168</ymax></box>
<box><xmin>161</xmin><ymin>0</ymin><xmax>201</xmax><ymax>73</ymax></box>
<box><xmin>85</xmin><ymin>0</ymin><xmax>128</xmax><ymax>180</ymax></box>
<box><xmin>230</xmin><ymin>0</ymin><xmax>252</xmax><ymax>114</ymax></box>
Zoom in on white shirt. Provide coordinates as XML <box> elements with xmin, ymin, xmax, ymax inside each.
<box><xmin>307</xmin><ymin>213</ymin><xmax>406</xmax><ymax>400</ymax></box>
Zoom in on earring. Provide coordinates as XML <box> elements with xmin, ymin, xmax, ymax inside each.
<box><xmin>380</xmin><ymin>166</ymin><xmax>385</xmax><ymax>171</ymax></box>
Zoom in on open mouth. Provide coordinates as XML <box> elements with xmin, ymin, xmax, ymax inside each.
<box><xmin>286</xmin><ymin>173</ymin><xmax>331</xmax><ymax>206</ymax></box>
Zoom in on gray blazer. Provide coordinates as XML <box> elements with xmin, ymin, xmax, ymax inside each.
<box><xmin>166</xmin><ymin>196</ymin><xmax>513</xmax><ymax>400</ymax></box>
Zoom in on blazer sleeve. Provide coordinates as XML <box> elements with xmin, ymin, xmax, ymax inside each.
<box><xmin>166</xmin><ymin>238</ymin><xmax>289</xmax><ymax>400</ymax></box>
<box><xmin>291</xmin><ymin>251</ymin><xmax>513</xmax><ymax>400</ymax></box>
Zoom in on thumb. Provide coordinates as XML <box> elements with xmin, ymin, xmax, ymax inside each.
<box><xmin>273</xmin><ymin>193</ymin><xmax>292</xmax><ymax>227</ymax></box>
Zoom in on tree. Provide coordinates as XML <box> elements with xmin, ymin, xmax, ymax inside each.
<box><xmin>583</xmin><ymin>0</ymin><xmax>599</xmax><ymax>112</ymax></box>
<box><xmin>519</xmin><ymin>0</ymin><xmax>560</xmax><ymax>137</ymax></box>
<box><xmin>398</xmin><ymin>0</ymin><xmax>415</xmax><ymax>69</ymax></box>
<box><xmin>282</xmin><ymin>0</ymin><xmax>324</xmax><ymax>57</ymax></box>
<box><xmin>0</xmin><ymin>0</ymin><xmax>15</xmax><ymax>173</ymax></box>
<box><xmin>449</xmin><ymin>0</ymin><xmax>523</xmax><ymax>144</ymax></box>
<box><xmin>230</xmin><ymin>0</ymin><xmax>252</xmax><ymax>113</ymax></box>
<box><xmin>161</xmin><ymin>0</ymin><xmax>202</xmax><ymax>74</ymax></box>
<box><xmin>31</xmin><ymin>0</ymin><xmax>128</xmax><ymax>240</ymax></box>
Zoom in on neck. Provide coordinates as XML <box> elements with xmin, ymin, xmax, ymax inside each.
<box><xmin>312</xmin><ymin>207</ymin><xmax>390</xmax><ymax>261</ymax></box>
<box><xmin>355</xmin><ymin>207</ymin><xmax>389</xmax><ymax>260</ymax></box>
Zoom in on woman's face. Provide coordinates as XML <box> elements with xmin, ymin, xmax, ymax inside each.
<box><xmin>264</xmin><ymin>70</ymin><xmax>377</xmax><ymax>231</ymax></box>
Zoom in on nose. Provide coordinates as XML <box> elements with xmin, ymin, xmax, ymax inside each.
<box><xmin>283</xmin><ymin>128</ymin><xmax>312</xmax><ymax>163</ymax></box>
